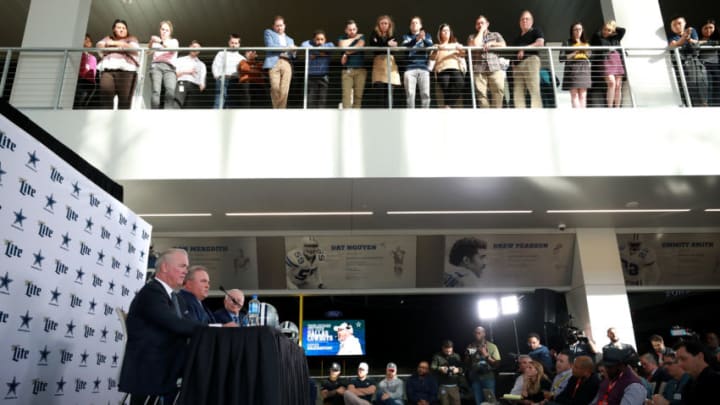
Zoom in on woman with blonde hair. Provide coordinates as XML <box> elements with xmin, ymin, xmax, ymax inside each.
<box><xmin>520</xmin><ymin>360</ymin><xmax>551</xmax><ymax>404</ymax></box>
<box><xmin>369</xmin><ymin>14</ymin><xmax>401</xmax><ymax>107</ymax></box>
<box><xmin>590</xmin><ymin>20</ymin><xmax>626</xmax><ymax>107</ymax></box>
<box><xmin>148</xmin><ymin>20</ymin><xmax>179</xmax><ymax>109</ymax></box>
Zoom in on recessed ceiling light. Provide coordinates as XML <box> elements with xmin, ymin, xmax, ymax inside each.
<box><xmin>386</xmin><ymin>210</ymin><xmax>532</xmax><ymax>215</ymax></box>
<box><xmin>138</xmin><ymin>213</ymin><xmax>212</xmax><ymax>217</ymax></box>
<box><xmin>225</xmin><ymin>211</ymin><xmax>373</xmax><ymax>216</ymax></box>
<box><xmin>547</xmin><ymin>209</ymin><xmax>690</xmax><ymax>213</ymax></box>
<box><xmin>705</xmin><ymin>209</ymin><xmax>720</xmax><ymax>212</ymax></box>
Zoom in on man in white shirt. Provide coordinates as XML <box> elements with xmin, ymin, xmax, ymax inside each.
<box><xmin>212</xmin><ymin>33</ymin><xmax>245</xmax><ymax>108</ymax></box>
<box><xmin>175</xmin><ymin>40</ymin><xmax>207</xmax><ymax>108</ymax></box>
<box><xmin>509</xmin><ymin>355</ymin><xmax>532</xmax><ymax>395</ymax></box>
<box><xmin>335</xmin><ymin>322</ymin><xmax>363</xmax><ymax>355</ymax></box>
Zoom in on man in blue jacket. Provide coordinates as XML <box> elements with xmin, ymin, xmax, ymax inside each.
<box><xmin>401</xmin><ymin>17</ymin><xmax>433</xmax><ymax>108</ymax></box>
<box><xmin>263</xmin><ymin>15</ymin><xmax>295</xmax><ymax>108</ymax></box>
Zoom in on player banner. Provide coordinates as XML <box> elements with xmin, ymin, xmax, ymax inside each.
<box><xmin>302</xmin><ymin>319</ymin><xmax>367</xmax><ymax>356</ymax></box>
<box><xmin>443</xmin><ymin>234</ymin><xmax>575</xmax><ymax>287</ymax></box>
<box><xmin>617</xmin><ymin>233</ymin><xmax>720</xmax><ymax>286</ymax></box>
<box><xmin>151</xmin><ymin>237</ymin><xmax>259</xmax><ymax>289</ymax></box>
<box><xmin>0</xmin><ymin>109</ymin><xmax>150</xmax><ymax>403</ymax></box>
<box><xmin>284</xmin><ymin>236</ymin><xmax>416</xmax><ymax>289</ymax></box>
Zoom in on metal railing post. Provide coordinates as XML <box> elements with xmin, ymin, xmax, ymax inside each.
<box><xmin>303</xmin><ymin>47</ymin><xmax>309</xmax><ymax>109</ymax></box>
<box><xmin>467</xmin><ymin>47</ymin><xmax>477</xmax><ymax>109</ymax></box>
<box><xmin>55</xmin><ymin>49</ymin><xmax>69</xmax><ymax>109</ymax></box>
<box><xmin>546</xmin><ymin>47</ymin><xmax>558</xmax><ymax>109</ymax></box>
<box><xmin>673</xmin><ymin>47</ymin><xmax>692</xmax><ymax>107</ymax></box>
<box><xmin>386</xmin><ymin>47</ymin><xmax>392</xmax><ymax>109</ymax></box>
<box><xmin>621</xmin><ymin>48</ymin><xmax>637</xmax><ymax>108</ymax></box>
<box><xmin>219</xmin><ymin>49</ymin><xmax>227</xmax><ymax>109</ymax></box>
<box><xmin>131</xmin><ymin>49</ymin><xmax>146</xmax><ymax>110</ymax></box>
<box><xmin>0</xmin><ymin>49</ymin><xmax>12</xmax><ymax>98</ymax></box>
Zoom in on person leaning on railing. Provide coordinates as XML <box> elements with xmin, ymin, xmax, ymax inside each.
<box><xmin>175</xmin><ymin>40</ymin><xmax>206</xmax><ymax>109</ymax></box>
<box><xmin>698</xmin><ymin>19</ymin><xmax>720</xmax><ymax>106</ymax></box>
<box><xmin>301</xmin><ymin>30</ymin><xmax>335</xmax><ymax>108</ymax></box>
<box><xmin>369</xmin><ymin>15</ymin><xmax>401</xmax><ymax>108</ymax></box>
<box><xmin>431</xmin><ymin>23</ymin><xmax>465</xmax><ymax>108</ymax></box>
<box><xmin>511</xmin><ymin>10</ymin><xmax>544</xmax><ymax>109</ymax></box>
<box><xmin>96</xmin><ymin>19</ymin><xmax>140</xmax><ymax>109</ymax></box>
<box><xmin>668</xmin><ymin>15</ymin><xmax>708</xmax><ymax>107</ymax></box>
<box><xmin>148</xmin><ymin>20</ymin><xmax>179</xmax><ymax>109</ymax></box>
<box><xmin>467</xmin><ymin>15</ymin><xmax>507</xmax><ymax>109</ymax></box>
<box><xmin>73</xmin><ymin>34</ymin><xmax>97</xmax><ymax>109</ymax></box>
<box><xmin>338</xmin><ymin>20</ymin><xmax>367</xmax><ymax>109</ymax></box>
<box><xmin>590</xmin><ymin>20</ymin><xmax>626</xmax><ymax>108</ymax></box>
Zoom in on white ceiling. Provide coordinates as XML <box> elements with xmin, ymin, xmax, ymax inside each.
<box><xmin>122</xmin><ymin>176</ymin><xmax>720</xmax><ymax>234</ymax></box>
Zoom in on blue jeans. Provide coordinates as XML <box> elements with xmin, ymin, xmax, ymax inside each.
<box><xmin>471</xmin><ymin>378</ymin><xmax>495</xmax><ymax>405</ymax></box>
<box><xmin>214</xmin><ymin>77</ymin><xmax>232</xmax><ymax>109</ymax></box>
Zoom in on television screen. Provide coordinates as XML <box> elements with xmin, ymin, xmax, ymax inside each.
<box><xmin>302</xmin><ymin>319</ymin><xmax>366</xmax><ymax>356</ymax></box>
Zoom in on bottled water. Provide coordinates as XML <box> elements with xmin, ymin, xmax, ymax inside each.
<box><xmin>248</xmin><ymin>295</ymin><xmax>260</xmax><ymax>326</ymax></box>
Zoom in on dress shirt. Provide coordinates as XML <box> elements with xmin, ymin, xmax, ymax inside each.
<box><xmin>212</xmin><ymin>50</ymin><xmax>245</xmax><ymax>78</ymax></box>
<box><xmin>176</xmin><ymin>55</ymin><xmax>207</xmax><ymax>86</ymax></box>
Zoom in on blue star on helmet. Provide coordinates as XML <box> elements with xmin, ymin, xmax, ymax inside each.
<box><xmin>20</xmin><ymin>310</ymin><xmax>33</xmax><ymax>329</ymax></box>
<box><xmin>39</xmin><ymin>345</ymin><xmax>51</xmax><ymax>362</ymax></box>
<box><xmin>65</xmin><ymin>320</ymin><xmax>76</xmax><ymax>335</ymax></box>
<box><xmin>6</xmin><ymin>376</ymin><xmax>20</xmax><ymax>396</ymax></box>
<box><xmin>97</xmin><ymin>249</ymin><xmax>105</xmax><ymax>262</ymax></box>
<box><xmin>56</xmin><ymin>377</ymin><xmax>66</xmax><ymax>392</ymax></box>
<box><xmin>33</xmin><ymin>250</ymin><xmax>45</xmax><ymax>267</ymax></box>
<box><xmin>45</xmin><ymin>194</ymin><xmax>57</xmax><ymax>210</ymax></box>
<box><xmin>61</xmin><ymin>233</ymin><xmax>71</xmax><ymax>248</ymax></box>
<box><xmin>0</xmin><ymin>272</ymin><xmax>12</xmax><ymax>291</ymax></box>
<box><xmin>27</xmin><ymin>150</ymin><xmax>40</xmax><ymax>167</ymax></box>
<box><xmin>71</xmin><ymin>181</ymin><xmax>81</xmax><ymax>196</ymax></box>
<box><xmin>50</xmin><ymin>287</ymin><xmax>61</xmax><ymax>302</ymax></box>
<box><xmin>13</xmin><ymin>209</ymin><xmax>27</xmax><ymax>226</ymax></box>
<box><xmin>85</xmin><ymin>217</ymin><xmax>94</xmax><ymax>231</ymax></box>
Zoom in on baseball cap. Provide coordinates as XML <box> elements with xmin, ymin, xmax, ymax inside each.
<box><xmin>333</xmin><ymin>322</ymin><xmax>352</xmax><ymax>332</ymax></box>
<box><xmin>386</xmin><ymin>362</ymin><xmax>397</xmax><ymax>371</ymax></box>
<box><xmin>602</xmin><ymin>347</ymin><xmax>629</xmax><ymax>366</ymax></box>
<box><xmin>358</xmin><ymin>362</ymin><xmax>369</xmax><ymax>371</ymax></box>
<box><xmin>330</xmin><ymin>362</ymin><xmax>341</xmax><ymax>372</ymax></box>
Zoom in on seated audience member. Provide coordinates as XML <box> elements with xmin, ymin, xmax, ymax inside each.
<box><xmin>213</xmin><ymin>288</ymin><xmax>247</xmax><ymax>325</ymax></box>
<box><xmin>640</xmin><ymin>352</ymin><xmax>670</xmax><ymax>394</ymax></box>
<box><xmin>658</xmin><ymin>339</ymin><xmax>720</xmax><ymax>404</ymax></box>
<box><xmin>301</xmin><ymin>30</ymin><xmax>335</xmax><ymax>108</ymax></box>
<box><xmin>528</xmin><ymin>332</ymin><xmax>554</xmax><ymax>374</ymax></box>
<box><xmin>407</xmin><ymin>361</ymin><xmax>438</xmax><ymax>405</ymax></box>
<box><xmin>211</xmin><ymin>33</ymin><xmax>244</xmax><ymax>108</ymax></box>
<box><xmin>175</xmin><ymin>40</ymin><xmax>207</xmax><ymax>109</ymax></box>
<box><xmin>652</xmin><ymin>352</ymin><xmax>690</xmax><ymax>405</ymax></box>
<box><xmin>344</xmin><ymin>362</ymin><xmax>377</xmax><ymax>405</ymax></box>
<box><xmin>178</xmin><ymin>265</ymin><xmax>216</xmax><ymax>324</ymax></box>
<box><xmin>668</xmin><ymin>15</ymin><xmax>708</xmax><ymax>107</ymax></box>
<box><xmin>552</xmin><ymin>355</ymin><xmax>599</xmax><ymax>405</ymax></box>
<box><xmin>702</xmin><ymin>332</ymin><xmax>720</xmax><ymax>365</ymax></box>
<box><xmin>432</xmin><ymin>340</ymin><xmax>464</xmax><ymax>405</ymax></box>
<box><xmin>320</xmin><ymin>362</ymin><xmax>347</xmax><ymax>405</ymax></box>
<box><xmin>402</xmin><ymin>16</ymin><xmax>433</xmax><ymax>109</ymax></box>
<box><xmin>546</xmin><ymin>350</ymin><xmax>573</xmax><ymax>401</ymax></box>
<box><xmin>649</xmin><ymin>335</ymin><xmax>674</xmax><ymax>366</ymax></box>
<box><xmin>376</xmin><ymin>362</ymin><xmax>404</xmax><ymax>405</ymax></box>
<box><xmin>596</xmin><ymin>347</ymin><xmax>646</xmax><ymax>405</ymax></box>
<box><xmin>96</xmin><ymin>19</ymin><xmax>140</xmax><ymax>109</ymax></box>
<box><xmin>521</xmin><ymin>360</ymin><xmax>551</xmax><ymax>404</ymax></box>
<box><xmin>118</xmin><ymin>249</ymin><xmax>234</xmax><ymax>403</ymax></box>
<box><xmin>510</xmin><ymin>355</ymin><xmax>533</xmax><ymax>395</ymax></box>
<box><xmin>74</xmin><ymin>34</ymin><xmax>97</xmax><ymax>109</ymax></box>
<box><xmin>698</xmin><ymin>20</ymin><xmax>720</xmax><ymax>106</ymax></box>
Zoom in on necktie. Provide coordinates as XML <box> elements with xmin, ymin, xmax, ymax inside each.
<box><xmin>171</xmin><ymin>292</ymin><xmax>182</xmax><ymax>318</ymax></box>
<box><xmin>232</xmin><ymin>314</ymin><xmax>239</xmax><ymax>324</ymax></box>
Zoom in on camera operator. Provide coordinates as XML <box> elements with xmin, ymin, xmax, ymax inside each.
<box><xmin>432</xmin><ymin>340</ymin><xmax>464</xmax><ymax>405</ymax></box>
<box><xmin>464</xmin><ymin>326</ymin><xmax>501</xmax><ymax>405</ymax></box>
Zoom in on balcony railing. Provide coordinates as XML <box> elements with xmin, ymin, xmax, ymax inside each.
<box><xmin>1</xmin><ymin>45</ymin><xmax>718</xmax><ymax>109</ymax></box>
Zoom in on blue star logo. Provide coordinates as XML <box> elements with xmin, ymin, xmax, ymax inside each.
<box><xmin>33</xmin><ymin>250</ymin><xmax>45</xmax><ymax>267</ymax></box>
<box><xmin>101</xmin><ymin>327</ymin><xmax>109</xmax><ymax>339</ymax></box>
<box><xmin>0</xmin><ymin>272</ymin><xmax>12</xmax><ymax>292</ymax></box>
<box><xmin>56</xmin><ymin>377</ymin><xmax>66</xmax><ymax>393</ymax></box>
<box><xmin>39</xmin><ymin>345</ymin><xmax>51</xmax><ymax>363</ymax></box>
<box><xmin>106</xmin><ymin>204</ymin><xmax>113</xmax><ymax>217</ymax></box>
<box><xmin>71</xmin><ymin>181</ymin><xmax>81</xmax><ymax>196</ymax></box>
<box><xmin>85</xmin><ymin>217</ymin><xmax>94</xmax><ymax>231</ymax></box>
<box><xmin>61</xmin><ymin>232</ymin><xmax>71</xmax><ymax>248</ymax></box>
<box><xmin>50</xmin><ymin>287</ymin><xmax>61</xmax><ymax>303</ymax></box>
<box><xmin>108</xmin><ymin>280</ymin><xmax>116</xmax><ymax>292</ymax></box>
<box><xmin>125</xmin><ymin>264</ymin><xmax>131</xmax><ymax>275</ymax></box>
<box><xmin>112</xmin><ymin>353</ymin><xmax>119</xmax><ymax>365</ymax></box>
<box><xmin>140</xmin><ymin>250</ymin><xmax>146</xmax><ymax>260</ymax></box>
<box><xmin>132</xmin><ymin>222</ymin><xmax>137</xmax><ymax>233</ymax></box>
<box><xmin>20</xmin><ymin>310</ymin><xmax>33</xmax><ymax>329</ymax></box>
<box><xmin>97</xmin><ymin>249</ymin><xmax>105</xmax><ymax>263</ymax></box>
<box><xmin>80</xmin><ymin>350</ymin><xmax>89</xmax><ymax>364</ymax></box>
<box><xmin>6</xmin><ymin>376</ymin><xmax>20</xmax><ymax>397</ymax></box>
<box><xmin>13</xmin><ymin>209</ymin><xmax>27</xmax><ymax>227</ymax></box>
<box><xmin>27</xmin><ymin>150</ymin><xmax>40</xmax><ymax>168</ymax></box>
<box><xmin>93</xmin><ymin>378</ymin><xmax>101</xmax><ymax>390</ymax></box>
<box><xmin>45</xmin><ymin>194</ymin><xmax>57</xmax><ymax>210</ymax></box>
<box><xmin>75</xmin><ymin>267</ymin><xmax>85</xmax><ymax>281</ymax></box>
<box><xmin>89</xmin><ymin>298</ymin><xmax>97</xmax><ymax>311</ymax></box>
<box><xmin>116</xmin><ymin>235</ymin><xmax>123</xmax><ymax>247</ymax></box>
<box><xmin>66</xmin><ymin>320</ymin><xmax>76</xmax><ymax>335</ymax></box>
<box><xmin>0</xmin><ymin>161</ymin><xmax>6</xmax><ymax>181</ymax></box>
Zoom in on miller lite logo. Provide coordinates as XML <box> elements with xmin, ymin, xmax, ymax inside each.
<box><xmin>32</xmin><ymin>378</ymin><xmax>48</xmax><ymax>395</ymax></box>
<box><xmin>107</xmin><ymin>377</ymin><xmax>117</xmax><ymax>389</ymax></box>
<box><xmin>119</xmin><ymin>213</ymin><xmax>127</xmax><ymax>226</ymax></box>
<box><xmin>100</xmin><ymin>226</ymin><xmax>110</xmax><ymax>240</ymax></box>
<box><xmin>25</xmin><ymin>281</ymin><xmax>41</xmax><ymax>298</ymax></box>
<box><xmin>54</xmin><ymin>259</ymin><xmax>68</xmax><ymax>275</ymax></box>
<box><xmin>65</xmin><ymin>205</ymin><xmax>79</xmax><ymax>222</ymax></box>
<box><xmin>104</xmin><ymin>303</ymin><xmax>114</xmax><ymax>316</ymax></box>
<box><xmin>127</xmin><ymin>242</ymin><xmax>136</xmax><ymax>255</ymax></box>
<box><xmin>79</xmin><ymin>241</ymin><xmax>91</xmax><ymax>256</ymax></box>
<box><xmin>0</xmin><ymin>130</ymin><xmax>17</xmax><ymax>151</ymax></box>
<box><xmin>25</xmin><ymin>150</ymin><xmax>40</xmax><ymax>171</ymax></box>
<box><xmin>74</xmin><ymin>378</ymin><xmax>87</xmax><ymax>392</ymax></box>
<box><xmin>70</xmin><ymin>293</ymin><xmax>82</xmax><ymax>309</ymax></box>
<box><xmin>96</xmin><ymin>352</ymin><xmax>106</xmax><ymax>365</ymax></box>
<box><xmin>43</xmin><ymin>317</ymin><xmax>58</xmax><ymax>333</ymax></box>
<box><xmin>18</xmin><ymin>177</ymin><xmax>37</xmax><ymax>197</ymax></box>
<box><xmin>0</xmin><ymin>160</ymin><xmax>6</xmax><ymax>186</ymax></box>
<box><xmin>11</xmin><ymin>345</ymin><xmax>30</xmax><ymax>361</ymax></box>
<box><xmin>0</xmin><ymin>310</ymin><xmax>10</xmax><ymax>324</ymax></box>
<box><xmin>84</xmin><ymin>325</ymin><xmax>95</xmax><ymax>339</ymax></box>
<box><xmin>60</xmin><ymin>349</ymin><xmax>73</xmax><ymax>364</ymax></box>
<box><xmin>136</xmin><ymin>269</ymin><xmax>144</xmax><ymax>280</ymax></box>
<box><xmin>121</xmin><ymin>285</ymin><xmax>130</xmax><ymax>297</ymax></box>
<box><xmin>114</xmin><ymin>330</ymin><xmax>124</xmax><ymax>342</ymax></box>
<box><xmin>92</xmin><ymin>274</ymin><xmax>103</xmax><ymax>288</ymax></box>
<box><xmin>4</xmin><ymin>239</ymin><xmax>23</xmax><ymax>258</ymax></box>
<box><xmin>142</xmin><ymin>229</ymin><xmax>150</xmax><ymax>240</ymax></box>
<box><xmin>88</xmin><ymin>193</ymin><xmax>100</xmax><ymax>208</ymax></box>
<box><xmin>49</xmin><ymin>166</ymin><xmax>64</xmax><ymax>184</ymax></box>
<box><xmin>37</xmin><ymin>221</ymin><xmax>53</xmax><ymax>239</ymax></box>
<box><xmin>111</xmin><ymin>256</ymin><xmax>121</xmax><ymax>270</ymax></box>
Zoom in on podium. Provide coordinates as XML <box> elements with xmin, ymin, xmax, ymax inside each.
<box><xmin>177</xmin><ymin>326</ymin><xmax>311</xmax><ymax>405</ymax></box>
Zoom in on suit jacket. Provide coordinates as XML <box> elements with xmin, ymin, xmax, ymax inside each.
<box><xmin>213</xmin><ymin>308</ymin><xmax>248</xmax><ymax>326</ymax></box>
<box><xmin>553</xmin><ymin>373</ymin><xmax>600</xmax><ymax>405</ymax></box>
<box><xmin>119</xmin><ymin>279</ymin><xmax>203</xmax><ymax>396</ymax></box>
<box><xmin>263</xmin><ymin>28</ymin><xmax>295</xmax><ymax>69</ymax></box>
<box><xmin>178</xmin><ymin>289</ymin><xmax>216</xmax><ymax>324</ymax></box>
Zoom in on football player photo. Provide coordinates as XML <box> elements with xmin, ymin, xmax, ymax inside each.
<box><xmin>444</xmin><ymin>237</ymin><xmax>488</xmax><ymax>287</ymax></box>
<box><xmin>286</xmin><ymin>236</ymin><xmax>326</xmax><ymax>289</ymax></box>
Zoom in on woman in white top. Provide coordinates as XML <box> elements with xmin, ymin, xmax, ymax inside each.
<box><xmin>97</xmin><ymin>19</ymin><xmax>139</xmax><ymax>109</ymax></box>
<box><xmin>148</xmin><ymin>20</ymin><xmax>179</xmax><ymax>109</ymax></box>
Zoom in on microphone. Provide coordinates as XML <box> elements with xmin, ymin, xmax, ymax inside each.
<box><xmin>219</xmin><ymin>285</ymin><xmax>242</xmax><ymax>307</ymax></box>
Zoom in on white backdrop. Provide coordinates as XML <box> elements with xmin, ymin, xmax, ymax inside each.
<box><xmin>0</xmin><ymin>113</ymin><xmax>150</xmax><ymax>403</ymax></box>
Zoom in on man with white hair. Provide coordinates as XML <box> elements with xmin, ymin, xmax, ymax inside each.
<box><xmin>213</xmin><ymin>288</ymin><xmax>247</xmax><ymax>325</ymax></box>
<box><xmin>335</xmin><ymin>321</ymin><xmax>363</xmax><ymax>355</ymax></box>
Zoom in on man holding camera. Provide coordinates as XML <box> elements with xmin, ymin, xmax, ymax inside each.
<box><xmin>465</xmin><ymin>326</ymin><xmax>501</xmax><ymax>405</ymax></box>
<box><xmin>432</xmin><ymin>340</ymin><xmax>464</xmax><ymax>405</ymax></box>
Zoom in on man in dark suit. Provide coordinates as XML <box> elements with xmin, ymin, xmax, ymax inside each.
<box><xmin>119</xmin><ymin>249</ymin><xmax>235</xmax><ymax>404</ymax></box>
<box><xmin>177</xmin><ymin>265</ymin><xmax>216</xmax><ymax>324</ymax></box>
<box><xmin>213</xmin><ymin>288</ymin><xmax>248</xmax><ymax>325</ymax></box>
<box><xmin>552</xmin><ymin>355</ymin><xmax>599</xmax><ymax>405</ymax></box>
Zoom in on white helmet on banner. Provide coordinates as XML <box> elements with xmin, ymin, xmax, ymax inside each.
<box><xmin>279</xmin><ymin>320</ymin><xmax>299</xmax><ymax>343</ymax></box>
